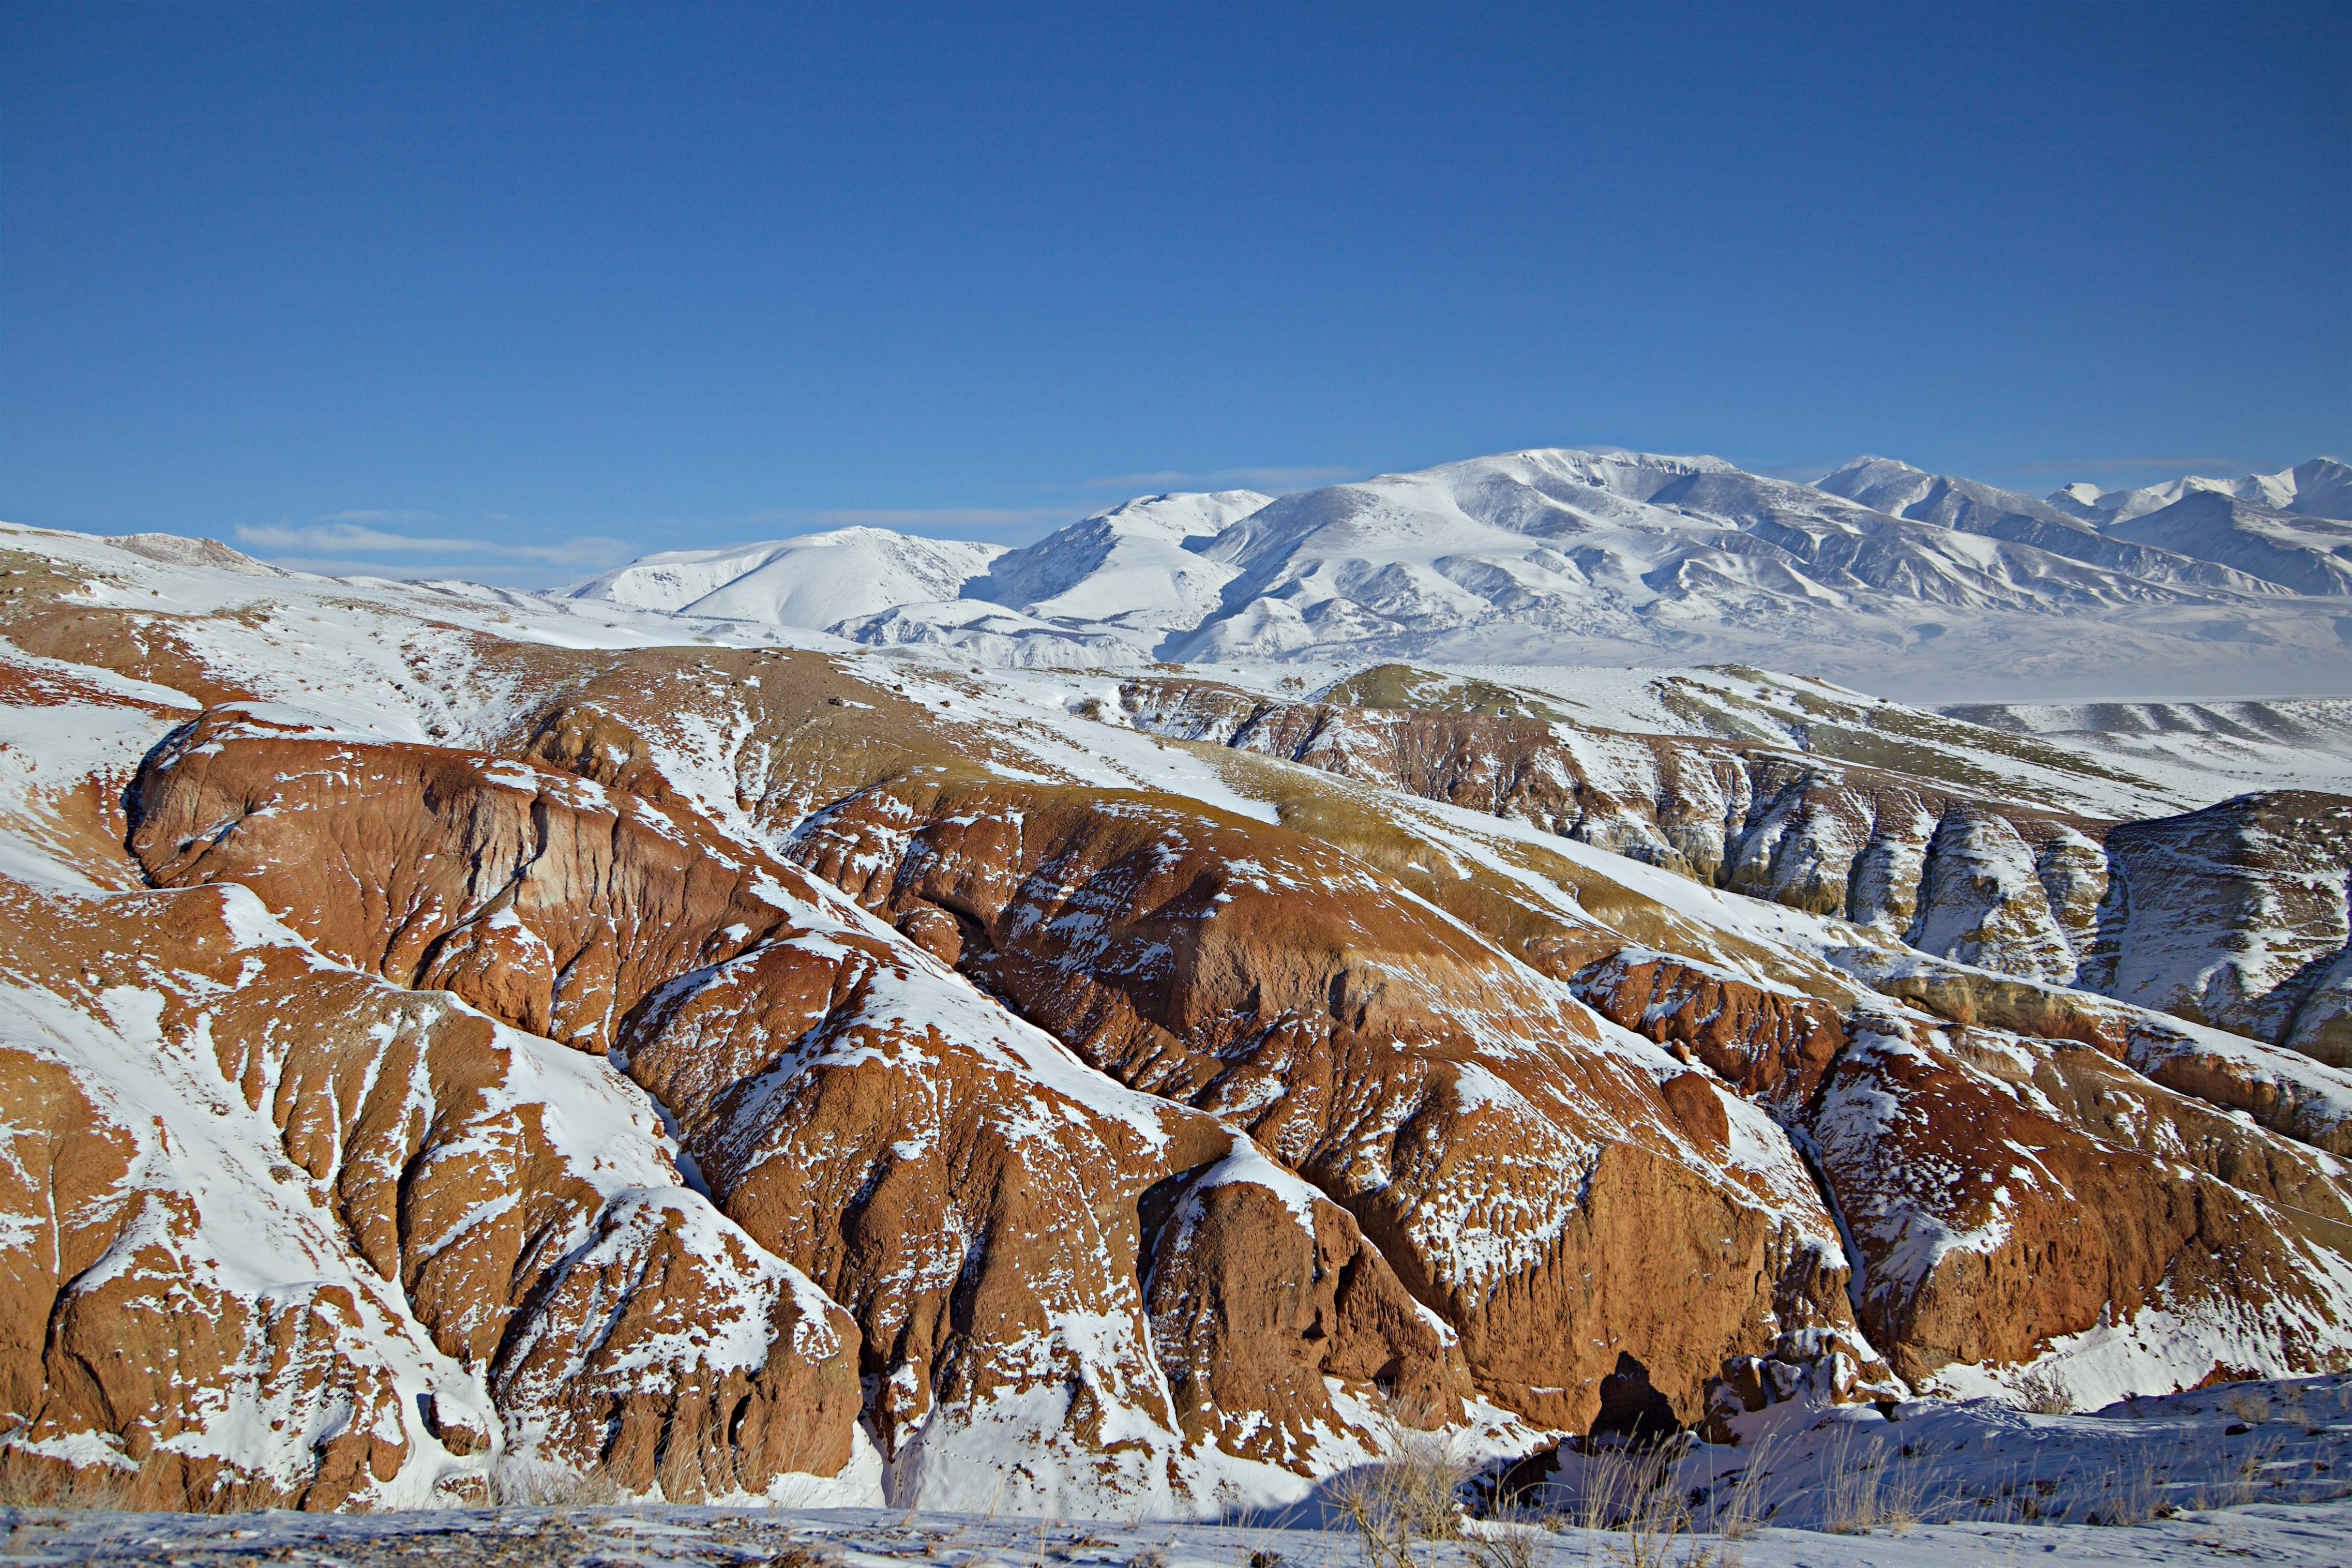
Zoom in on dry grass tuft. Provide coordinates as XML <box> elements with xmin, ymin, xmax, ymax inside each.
<box><xmin>0</xmin><ymin>1458</ymin><xmax>137</xmax><ymax>1511</ymax></box>
<box><xmin>1816</xmin><ymin>1426</ymin><xmax>1933</xmax><ymax>1535</ymax></box>
<box><xmin>763</xmin><ymin>1546</ymin><xmax>847</xmax><ymax>1568</ymax></box>
<box><xmin>2220</xmin><ymin>1391</ymin><xmax>2270</xmax><ymax>1425</ymax></box>
<box><xmin>0</xmin><ymin>1451</ymin><xmax>298</xmax><ymax>1514</ymax></box>
<box><xmin>1557</xmin><ymin>1444</ymin><xmax>1746</xmax><ymax>1568</ymax></box>
<box><xmin>2012</xmin><ymin>1365</ymin><xmax>2074</xmax><ymax>1415</ymax></box>
<box><xmin>1331</xmin><ymin>1419</ymin><xmax>1472</xmax><ymax>1568</ymax></box>
<box><xmin>484</xmin><ymin>1456</ymin><xmax>626</xmax><ymax>1507</ymax></box>
<box><xmin>2091</xmin><ymin>1461</ymin><xmax>2174</xmax><ymax>1526</ymax></box>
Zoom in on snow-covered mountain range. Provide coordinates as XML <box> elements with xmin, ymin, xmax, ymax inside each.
<box><xmin>558</xmin><ymin>450</ymin><xmax>2352</xmax><ymax>700</ymax></box>
<box><xmin>6</xmin><ymin>514</ymin><xmax>2352</xmax><ymax>1522</ymax></box>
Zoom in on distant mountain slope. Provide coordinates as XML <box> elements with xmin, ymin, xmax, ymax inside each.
<box><xmin>966</xmin><ymin>489</ymin><xmax>1268</xmax><ymax>629</ymax></box>
<box><xmin>834</xmin><ymin>490</ymin><xmax>1274</xmax><ymax>666</ymax></box>
<box><xmin>549</xmin><ymin>448</ymin><xmax>2352</xmax><ymax>699</ymax></box>
<box><xmin>2102</xmin><ymin>491</ymin><xmax>2352</xmax><ymax>596</ymax></box>
<box><xmin>1171</xmin><ymin>447</ymin><xmax>2308</xmax><ymax>666</ymax></box>
<box><xmin>2051</xmin><ymin>457</ymin><xmax>2352</xmax><ymax>525</ymax></box>
<box><xmin>564</xmin><ymin>527</ymin><xmax>1004</xmax><ymax>627</ymax></box>
<box><xmin>1814</xmin><ymin>457</ymin><xmax>2274</xmax><ymax>591</ymax></box>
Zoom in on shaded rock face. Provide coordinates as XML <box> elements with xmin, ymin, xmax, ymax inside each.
<box><xmin>118</xmin><ymin>712</ymin><xmax>1460</xmax><ymax>1507</ymax></box>
<box><xmin>787</xmin><ymin>775</ymin><xmax>1882</xmax><ymax>1430</ymax></box>
<box><xmin>1587</xmin><ymin>1353</ymin><xmax>1680</xmax><ymax>1448</ymax></box>
<box><xmin>2081</xmin><ymin>792</ymin><xmax>2352</xmax><ymax>1066</ymax></box>
<box><xmin>1114</xmin><ymin>678</ymin><xmax>2102</xmax><ymax>975</ymax></box>
<box><xmin>1117</xmin><ymin>679</ymin><xmax>2352</xmax><ymax>1067</ymax></box>
<box><xmin>0</xmin><ymin>873</ymin><xmax>860</xmax><ymax>1510</ymax></box>
<box><xmin>1140</xmin><ymin>1138</ymin><xmax>1464</xmax><ymax>1465</ymax></box>
<box><xmin>1906</xmin><ymin>806</ymin><xmax>2080</xmax><ymax>986</ymax></box>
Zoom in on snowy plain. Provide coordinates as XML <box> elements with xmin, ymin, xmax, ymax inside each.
<box><xmin>12</xmin><ymin>1369</ymin><xmax>2352</xmax><ymax>1565</ymax></box>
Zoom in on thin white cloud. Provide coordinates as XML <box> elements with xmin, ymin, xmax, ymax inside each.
<box><xmin>235</xmin><ymin>520</ymin><xmax>632</xmax><ymax>567</ymax></box>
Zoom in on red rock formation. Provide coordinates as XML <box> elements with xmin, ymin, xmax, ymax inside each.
<box><xmin>1808</xmin><ymin>1009</ymin><xmax>2352</xmax><ymax>1386</ymax></box>
<box><xmin>1115</xmin><ymin>676</ymin><xmax>2114</xmax><ymax>984</ymax></box>
<box><xmin>0</xmin><ymin>871</ymin><xmax>861</xmax><ymax>1509</ymax></box>
<box><xmin>789</xmin><ymin>775</ymin><xmax>1883</xmax><ymax>1430</ymax></box>
<box><xmin>1562</xmin><ymin>949</ymin><xmax>1844</xmax><ymax>1106</ymax></box>
<box><xmin>121</xmin><ymin>711</ymin><xmax>1462</xmax><ymax>1506</ymax></box>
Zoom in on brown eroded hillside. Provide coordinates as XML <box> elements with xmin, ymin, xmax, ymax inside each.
<box><xmin>3</xmin><ymin>523</ymin><xmax>2351</xmax><ymax>1513</ymax></box>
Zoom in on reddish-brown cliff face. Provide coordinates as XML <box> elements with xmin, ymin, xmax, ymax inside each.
<box><xmin>118</xmin><ymin>710</ymin><xmax>1464</xmax><ymax>1507</ymax></box>
<box><xmin>0</xmin><ymin>870</ymin><xmax>861</xmax><ymax>1509</ymax></box>
<box><xmin>9</xmin><ymin>523</ymin><xmax>2352</xmax><ymax>1512</ymax></box>
<box><xmin>1559</xmin><ymin>949</ymin><xmax>1845</xmax><ymax>1108</ymax></box>
<box><xmin>522</xmin><ymin>656</ymin><xmax>2352</xmax><ymax>1425</ymax></box>
<box><xmin>786</xmin><ymin>775</ymin><xmax>1881</xmax><ymax>1430</ymax></box>
<box><xmin>1810</xmin><ymin>1006</ymin><xmax>2352</xmax><ymax>1387</ymax></box>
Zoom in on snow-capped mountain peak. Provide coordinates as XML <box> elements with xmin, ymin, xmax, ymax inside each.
<box><xmin>560</xmin><ymin>447</ymin><xmax>2352</xmax><ymax>699</ymax></box>
<box><xmin>964</xmin><ymin>489</ymin><xmax>1271</xmax><ymax>628</ymax></box>
<box><xmin>2047</xmin><ymin>457</ymin><xmax>2352</xmax><ymax>526</ymax></box>
<box><xmin>565</xmin><ymin>525</ymin><xmax>1005</xmax><ymax>628</ymax></box>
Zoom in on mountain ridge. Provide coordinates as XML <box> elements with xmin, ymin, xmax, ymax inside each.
<box><xmin>553</xmin><ymin>448</ymin><xmax>2352</xmax><ymax>699</ymax></box>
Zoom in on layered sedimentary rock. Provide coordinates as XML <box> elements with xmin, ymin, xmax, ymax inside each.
<box><xmin>0</xmin><ymin>872</ymin><xmax>860</xmax><ymax>1509</ymax></box>
<box><xmin>1810</xmin><ymin>1007</ymin><xmax>2352</xmax><ymax>1387</ymax></box>
<box><xmin>8</xmin><ymin>514</ymin><xmax>2352</xmax><ymax>1512</ymax></box>
<box><xmin>2081</xmin><ymin>792</ymin><xmax>2352</xmax><ymax>1066</ymax></box>
<box><xmin>786</xmin><ymin>772</ymin><xmax>1888</xmax><ymax>1428</ymax></box>
<box><xmin>1114</xmin><ymin>674</ymin><xmax>2105</xmax><ymax>960</ymax></box>
<box><xmin>1115</xmin><ymin>674</ymin><xmax>2352</xmax><ymax>1064</ymax></box>
<box><xmin>120</xmin><ymin>709</ymin><xmax>1462</xmax><ymax>1507</ymax></box>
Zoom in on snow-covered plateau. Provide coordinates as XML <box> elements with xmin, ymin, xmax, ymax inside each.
<box><xmin>0</xmin><ymin>442</ymin><xmax>2348</xmax><ymax>1556</ymax></box>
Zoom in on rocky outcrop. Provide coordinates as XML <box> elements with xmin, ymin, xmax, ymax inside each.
<box><xmin>129</xmin><ymin>706</ymin><xmax>804</xmax><ymax>1056</ymax></box>
<box><xmin>1829</xmin><ymin>946</ymin><xmax>2352</xmax><ymax>1159</ymax></box>
<box><xmin>1114</xmin><ymin>676</ymin><xmax>2107</xmax><ymax>970</ymax></box>
<box><xmin>0</xmin><ymin>871</ymin><xmax>861</xmax><ymax>1509</ymax></box>
<box><xmin>2081</xmin><ymin>792</ymin><xmax>2352</xmax><ymax>1065</ymax></box>
<box><xmin>1561</xmin><ymin>949</ymin><xmax>1843</xmax><ymax>1108</ymax></box>
<box><xmin>11</xmin><ymin>527</ymin><xmax>2352</xmax><ymax>1513</ymax></box>
<box><xmin>1808</xmin><ymin>1009</ymin><xmax>2352</xmax><ymax>1387</ymax></box>
<box><xmin>1142</xmin><ymin>1137</ymin><xmax>1464</xmax><ymax>1464</ymax></box>
<box><xmin>787</xmin><ymin>774</ymin><xmax>1885</xmax><ymax>1430</ymax></box>
<box><xmin>1698</xmin><ymin>1327</ymin><xmax>1886</xmax><ymax>1444</ymax></box>
<box><xmin>119</xmin><ymin>710</ymin><xmax>1462</xmax><ymax>1509</ymax></box>
<box><xmin>1905</xmin><ymin>805</ymin><xmax>2080</xmax><ymax>985</ymax></box>
<box><xmin>1114</xmin><ymin>677</ymin><xmax>2352</xmax><ymax>1066</ymax></box>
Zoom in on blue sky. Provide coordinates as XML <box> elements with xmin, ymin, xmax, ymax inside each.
<box><xmin>4</xmin><ymin>1</ymin><xmax>2346</xmax><ymax>584</ymax></box>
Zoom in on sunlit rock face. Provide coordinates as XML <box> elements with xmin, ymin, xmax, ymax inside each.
<box><xmin>5</xmin><ymin>510</ymin><xmax>2352</xmax><ymax>1512</ymax></box>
